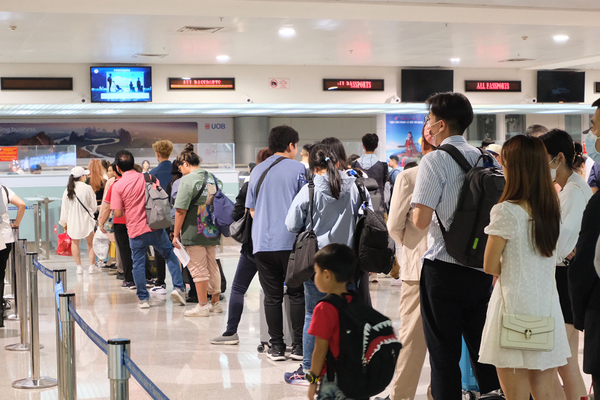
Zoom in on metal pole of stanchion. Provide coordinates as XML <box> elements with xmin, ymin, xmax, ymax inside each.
<box><xmin>33</xmin><ymin>203</ymin><xmax>40</xmax><ymax>256</ymax></box>
<box><xmin>53</xmin><ymin>269</ymin><xmax>67</xmax><ymax>397</ymax></box>
<box><xmin>12</xmin><ymin>253</ymin><xmax>57</xmax><ymax>389</ymax></box>
<box><xmin>108</xmin><ymin>339</ymin><xmax>130</xmax><ymax>400</ymax></box>
<box><xmin>5</xmin><ymin>225</ymin><xmax>18</xmax><ymax>320</ymax></box>
<box><xmin>58</xmin><ymin>293</ymin><xmax>76</xmax><ymax>400</ymax></box>
<box><xmin>43</xmin><ymin>198</ymin><xmax>50</xmax><ymax>260</ymax></box>
<box><xmin>5</xmin><ymin>239</ymin><xmax>29</xmax><ymax>351</ymax></box>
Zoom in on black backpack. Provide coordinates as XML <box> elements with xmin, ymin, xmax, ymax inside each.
<box><xmin>321</xmin><ymin>292</ymin><xmax>402</xmax><ymax>399</ymax></box>
<box><xmin>353</xmin><ymin>182</ymin><xmax>395</xmax><ymax>274</ymax></box>
<box><xmin>352</xmin><ymin>161</ymin><xmax>388</xmax><ymax>215</ymax></box>
<box><xmin>436</xmin><ymin>145</ymin><xmax>505</xmax><ymax>269</ymax></box>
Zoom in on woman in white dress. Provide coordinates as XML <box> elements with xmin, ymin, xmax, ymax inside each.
<box><xmin>59</xmin><ymin>166</ymin><xmax>99</xmax><ymax>275</ymax></box>
<box><xmin>480</xmin><ymin>135</ymin><xmax>570</xmax><ymax>400</ymax></box>
<box><xmin>540</xmin><ymin>129</ymin><xmax>592</xmax><ymax>400</ymax></box>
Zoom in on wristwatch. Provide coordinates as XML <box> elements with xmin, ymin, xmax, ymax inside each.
<box><xmin>305</xmin><ymin>371</ymin><xmax>320</xmax><ymax>384</ymax></box>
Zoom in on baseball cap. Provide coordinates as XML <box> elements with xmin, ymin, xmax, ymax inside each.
<box><xmin>487</xmin><ymin>144</ymin><xmax>502</xmax><ymax>156</ymax></box>
<box><xmin>70</xmin><ymin>166</ymin><xmax>90</xmax><ymax>178</ymax></box>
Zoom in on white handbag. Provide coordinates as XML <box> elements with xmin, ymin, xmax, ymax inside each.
<box><xmin>498</xmin><ymin>264</ymin><xmax>555</xmax><ymax>352</ymax></box>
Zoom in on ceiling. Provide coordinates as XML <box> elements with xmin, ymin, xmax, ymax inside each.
<box><xmin>1</xmin><ymin>1</ymin><xmax>600</xmax><ymax>69</ymax></box>
<box><xmin>0</xmin><ymin>103</ymin><xmax>594</xmax><ymax>118</ymax></box>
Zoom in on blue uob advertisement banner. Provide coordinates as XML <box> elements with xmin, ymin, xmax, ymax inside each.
<box><xmin>386</xmin><ymin>114</ymin><xmax>425</xmax><ymax>169</ymax></box>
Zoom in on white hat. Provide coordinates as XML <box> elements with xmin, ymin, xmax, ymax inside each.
<box><xmin>487</xmin><ymin>144</ymin><xmax>502</xmax><ymax>156</ymax></box>
<box><xmin>71</xmin><ymin>166</ymin><xmax>90</xmax><ymax>179</ymax></box>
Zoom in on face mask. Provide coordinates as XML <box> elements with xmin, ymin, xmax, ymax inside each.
<box><xmin>549</xmin><ymin>156</ymin><xmax>560</xmax><ymax>181</ymax></box>
<box><xmin>424</xmin><ymin>121</ymin><xmax>442</xmax><ymax>146</ymax></box>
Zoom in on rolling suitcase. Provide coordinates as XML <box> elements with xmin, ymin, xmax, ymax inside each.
<box><xmin>461</xmin><ymin>337</ymin><xmax>479</xmax><ymax>400</ymax></box>
<box><xmin>257</xmin><ymin>286</ymin><xmax>293</xmax><ymax>353</ymax></box>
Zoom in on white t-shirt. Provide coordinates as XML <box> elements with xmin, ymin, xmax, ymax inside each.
<box><xmin>1</xmin><ymin>186</ymin><xmax>15</xmax><ymax>243</ymax></box>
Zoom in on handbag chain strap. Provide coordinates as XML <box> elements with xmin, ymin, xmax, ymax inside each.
<box><xmin>499</xmin><ymin>253</ymin><xmax>556</xmax><ymax>318</ymax></box>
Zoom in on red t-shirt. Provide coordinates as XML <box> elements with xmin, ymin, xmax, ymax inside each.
<box><xmin>105</xmin><ymin>181</ymin><xmax>126</xmax><ymax>224</ymax></box>
<box><xmin>307</xmin><ymin>294</ymin><xmax>352</xmax><ymax>375</ymax></box>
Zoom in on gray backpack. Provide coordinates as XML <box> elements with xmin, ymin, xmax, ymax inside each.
<box><xmin>144</xmin><ymin>173</ymin><xmax>172</xmax><ymax>229</ymax></box>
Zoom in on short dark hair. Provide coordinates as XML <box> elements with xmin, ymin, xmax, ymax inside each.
<box><xmin>539</xmin><ymin>129</ymin><xmax>576</xmax><ymax>171</ymax></box>
<box><xmin>269</xmin><ymin>125</ymin><xmax>299</xmax><ymax>153</ymax></box>
<box><xmin>404</xmin><ymin>162</ymin><xmax>418</xmax><ymax>170</ymax></box>
<box><xmin>592</xmin><ymin>98</ymin><xmax>600</xmax><ymax>108</ymax></box>
<box><xmin>426</xmin><ymin>92</ymin><xmax>473</xmax><ymax>135</ymax></box>
<box><xmin>389</xmin><ymin>155</ymin><xmax>399</xmax><ymax>163</ymax></box>
<box><xmin>313</xmin><ymin>243</ymin><xmax>357</xmax><ymax>283</ymax></box>
<box><xmin>481</xmin><ymin>138</ymin><xmax>495</xmax><ymax>148</ymax></box>
<box><xmin>362</xmin><ymin>133</ymin><xmax>379</xmax><ymax>152</ymax></box>
<box><xmin>526</xmin><ymin>124</ymin><xmax>549</xmax><ymax>137</ymax></box>
<box><xmin>302</xmin><ymin>143</ymin><xmax>314</xmax><ymax>154</ymax></box>
<box><xmin>115</xmin><ymin>150</ymin><xmax>134</xmax><ymax>172</ymax></box>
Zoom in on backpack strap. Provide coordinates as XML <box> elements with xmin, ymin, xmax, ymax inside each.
<box><xmin>436</xmin><ymin>144</ymin><xmax>472</xmax><ymax>173</ymax></box>
<box><xmin>255</xmin><ymin>156</ymin><xmax>286</xmax><ymax>199</ymax></box>
<box><xmin>318</xmin><ymin>293</ymin><xmax>348</xmax><ymax>383</ymax></box>
<box><xmin>354</xmin><ymin>180</ymin><xmax>369</xmax><ymax>208</ymax></box>
<box><xmin>2</xmin><ymin>186</ymin><xmax>8</xmax><ymax>202</ymax></box>
<box><xmin>187</xmin><ymin>170</ymin><xmax>209</xmax><ymax>211</ymax></box>
<box><xmin>307</xmin><ymin>177</ymin><xmax>315</xmax><ymax>229</ymax></box>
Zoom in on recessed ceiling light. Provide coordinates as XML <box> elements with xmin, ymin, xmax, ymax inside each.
<box><xmin>450</xmin><ymin>58</ymin><xmax>461</xmax><ymax>63</ymax></box>
<box><xmin>216</xmin><ymin>55</ymin><xmax>230</xmax><ymax>62</ymax></box>
<box><xmin>279</xmin><ymin>27</ymin><xmax>296</xmax><ymax>38</ymax></box>
<box><xmin>553</xmin><ymin>35</ymin><xmax>569</xmax><ymax>43</ymax></box>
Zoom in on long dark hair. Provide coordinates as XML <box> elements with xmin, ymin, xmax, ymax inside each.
<box><xmin>500</xmin><ymin>135</ymin><xmax>560</xmax><ymax>257</ymax></box>
<box><xmin>66</xmin><ymin>175</ymin><xmax>78</xmax><ymax>200</ymax></box>
<box><xmin>309</xmin><ymin>144</ymin><xmax>342</xmax><ymax>199</ymax></box>
<box><xmin>320</xmin><ymin>137</ymin><xmax>349</xmax><ymax>170</ymax></box>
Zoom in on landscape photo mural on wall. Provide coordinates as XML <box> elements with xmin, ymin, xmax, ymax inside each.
<box><xmin>0</xmin><ymin>122</ymin><xmax>199</xmax><ymax>159</ymax></box>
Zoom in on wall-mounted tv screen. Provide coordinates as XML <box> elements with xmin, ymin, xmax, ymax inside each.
<box><xmin>90</xmin><ymin>66</ymin><xmax>152</xmax><ymax>103</ymax></box>
<box><xmin>401</xmin><ymin>69</ymin><xmax>454</xmax><ymax>103</ymax></box>
<box><xmin>537</xmin><ymin>71</ymin><xmax>585</xmax><ymax>103</ymax></box>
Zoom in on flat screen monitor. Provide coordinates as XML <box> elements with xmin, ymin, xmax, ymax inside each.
<box><xmin>537</xmin><ymin>71</ymin><xmax>585</xmax><ymax>103</ymax></box>
<box><xmin>401</xmin><ymin>69</ymin><xmax>454</xmax><ymax>103</ymax></box>
<box><xmin>90</xmin><ymin>66</ymin><xmax>152</xmax><ymax>103</ymax></box>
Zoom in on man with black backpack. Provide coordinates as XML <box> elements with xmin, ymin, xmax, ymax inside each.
<box><xmin>354</xmin><ymin>133</ymin><xmax>389</xmax><ymax>208</ymax></box>
<box><xmin>412</xmin><ymin>92</ymin><xmax>502</xmax><ymax>400</ymax></box>
<box><xmin>246</xmin><ymin>125</ymin><xmax>307</xmax><ymax>362</ymax></box>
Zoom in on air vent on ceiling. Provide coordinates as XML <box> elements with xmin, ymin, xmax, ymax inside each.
<box><xmin>499</xmin><ymin>58</ymin><xmax>535</xmax><ymax>62</ymax></box>
<box><xmin>132</xmin><ymin>53</ymin><xmax>169</xmax><ymax>58</ymax></box>
<box><xmin>177</xmin><ymin>26</ymin><xmax>223</xmax><ymax>33</ymax></box>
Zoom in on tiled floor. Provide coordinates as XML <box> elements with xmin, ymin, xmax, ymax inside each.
<box><xmin>0</xmin><ymin>248</ymin><xmax>592</xmax><ymax>400</ymax></box>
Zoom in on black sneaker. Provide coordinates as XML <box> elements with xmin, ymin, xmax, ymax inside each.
<box><xmin>267</xmin><ymin>345</ymin><xmax>286</xmax><ymax>361</ymax></box>
<box><xmin>290</xmin><ymin>343</ymin><xmax>303</xmax><ymax>361</ymax></box>
<box><xmin>116</xmin><ymin>273</ymin><xmax>125</xmax><ymax>280</ymax></box>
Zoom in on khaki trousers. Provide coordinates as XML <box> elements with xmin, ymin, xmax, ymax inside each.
<box><xmin>390</xmin><ymin>280</ymin><xmax>430</xmax><ymax>400</ymax></box>
<box><xmin>186</xmin><ymin>245</ymin><xmax>221</xmax><ymax>295</ymax></box>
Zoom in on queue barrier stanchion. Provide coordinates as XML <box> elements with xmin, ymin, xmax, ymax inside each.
<box><xmin>5</xmin><ymin>239</ymin><xmax>30</xmax><ymax>351</ymax></box>
<box><xmin>5</xmin><ymin>224</ymin><xmax>18</xmax><ymax>320</ymax></box>
<box><xmin>12</xmin><ymin>252</ymin><xmax>57</xmax><ymax>389</ymax></box>
<box><xmin>58</xmin><ymin>293</ymin><xmax>76</xmax><ymax>400</ymax></box>
<box><xmin>108</xmin><ymin>339</ymin><xmax>131</xmax><ymax>400</ymax></box>
<box><xmin>53</xmin><ymin>269</ymin><xmax>68</xmax><ymax>398</ymax></box>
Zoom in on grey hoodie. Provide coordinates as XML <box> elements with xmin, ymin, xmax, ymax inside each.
<box><xmin>285</xmin><ymin>171</ymin><xmax>369</xmax><ymax>249</ymax></box>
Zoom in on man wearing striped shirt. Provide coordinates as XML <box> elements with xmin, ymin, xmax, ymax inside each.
<box><xmin>412</xmin><ymin>92</ymin><xmax>501</xmax><ymax>400</ymax></box>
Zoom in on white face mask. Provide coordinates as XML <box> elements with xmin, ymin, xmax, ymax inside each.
<box><xmin>549</xmin><ymin>156</ymin><xmax>560</xmax><ymax>181</ymax></box>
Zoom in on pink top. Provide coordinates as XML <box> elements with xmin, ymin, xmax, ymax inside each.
<box><xmin>110</xmin><ymin>170</ymin><xmax>156</xmax><ymax>238</ymax></box>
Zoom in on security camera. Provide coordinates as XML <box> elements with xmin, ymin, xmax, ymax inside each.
<box><xmin>243</xmin><ymin>95</ymin><xmax>253</xmax><ymax>104</ymax></box>
<box><xmin>81</xmin><ymin>98</ymin><xmax>86</xmax><ymax>103</ymax></box>
<box><xmin>385</xmin><ymin>95</ymin><xmax>401</xmax><ymax>104</ymax></box>
<box><xmin>522</xmin><ymin>96</ymin><xmax>537</xmax><ymax>104</ymax></box>
<box><xmin>531</xmin><ymin>97</ymin><xmax>537</xmax><ymax>103</ymax></box>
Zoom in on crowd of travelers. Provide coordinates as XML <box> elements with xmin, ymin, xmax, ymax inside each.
<box><xmin>1</xmin><ymin>92</ymin><xmax>600</xmax><ymax>400</ymax></box>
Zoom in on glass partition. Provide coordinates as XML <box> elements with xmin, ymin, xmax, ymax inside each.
<box><xmin>565</xmin><ymin>114</ymin><xmax>582</xmax><ymax>143</ymax></box>
<box><xmin>505</xmin><ymin>114</ymin><xmax>526</xmax><ymax>139</ymax></box>
<box><xmin>0</xmin><ymin>145</ymin><xmax>76</xmax><ymax>175</ymax></box>
<box><xmin>129</xmin><ymin>143</ymin><xmax>235</xmax><ymax>170</ymax></box>
<box><xmin>466</xmin><ymin>114</ymin><xmax>497</xmax><ymax>147</ymax></box>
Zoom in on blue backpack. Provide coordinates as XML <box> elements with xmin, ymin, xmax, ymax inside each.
<box><xmin>205</xmin><ymin>171</ymin><xmax>235</xmax><ymax>237</ymax></box>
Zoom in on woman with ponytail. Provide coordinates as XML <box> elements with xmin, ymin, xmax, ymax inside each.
<box><xmin>283</xmin><ymin>143</ymin><xmax>365</xmax><ymax>385</ymax></box>
<box><xmin>59</xmin><ymin>166</ymin><xmax>98</xmax><ymax>274</ymax></box>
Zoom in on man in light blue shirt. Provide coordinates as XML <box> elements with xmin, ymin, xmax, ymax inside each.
<box><xmin>412</xmin><ymin>92</ymin><xmax>501</xmax><ymax>400</ymax></box>
<box><xmin>245</xmin><ymin>125</ymin><xmax>307</xmax><ymax>362</ymax></box>
<box><xmin>585</xmin><ymin>99</ymin><xmax>600</xmax><ymax>166</ymax></box>
<box><xmin>357</xmin><ymin>132</ymin><xmax>380</xmax><ymax>169</ymax></box>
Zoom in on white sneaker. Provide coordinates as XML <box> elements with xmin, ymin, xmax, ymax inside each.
<box><xmin>170</xmin><ymin>288</ymin><xmax>186</xmax><ymax>306</ymax></box>
<box><xmin>76</xmin><ymin>265</ymin><xmax>83</xmax><ymax>275</ymax></box>
<box><xmin>96</xmin><ymin>260</ymin><xmax>106</xmax><ymax>268</ymax></box>
<box><xmin>184</xmin><ymin>304</ymin><xmax>209</xmax><ymax>317</ymax></box>
<box><xmin>138</xmin><ymin>300</ymin><xmax>150</xmax><ymax>309</ymax></box>
<box><xmin>150</xmin><ymin>285</ymin><xmax>167</xmax><ymax>295</ymax></box>
<box><xmin>209</xmin><ymin>301</ymin><xmax>223</xmax><ymax>313</ymax></box>
<box><xmin>88</xmin><ymin>265</ymin><xmax>102</xmax><ymax>274</ymax></box>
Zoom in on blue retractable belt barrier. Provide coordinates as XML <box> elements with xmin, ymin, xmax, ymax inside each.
<box><xmin>123</xmin><ymin>354</ymin><xmax>170</xmax><ymax>400</ymax></box>
<box><xmin>33</xmin><ymin>258</ymin><xmax>54</xmax><ymax>279</ymax></box>
<box><xmin>68</xmin><ymin>302</ymin><xmax>109</xmax><ymax>355</ymax></box>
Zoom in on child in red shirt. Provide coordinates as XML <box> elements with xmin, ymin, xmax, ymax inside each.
<box><xmin>306</xmin><ymin>244</ymin><xmax>365</xmax><ymax>400</ymax></box>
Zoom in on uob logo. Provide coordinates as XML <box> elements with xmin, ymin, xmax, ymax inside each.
<box><xmin>205</xmin><ymin>123</ymin><xmax>226</xmax><ymax>130</ymax></box>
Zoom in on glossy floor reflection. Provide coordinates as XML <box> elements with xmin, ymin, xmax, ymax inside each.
<box><xmin>0</xmin><ymin>250</ymin><xmax>592</xmax><ymax>400</ymax></box>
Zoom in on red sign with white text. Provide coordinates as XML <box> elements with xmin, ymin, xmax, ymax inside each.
<box><xmin>465</xmin><ymin>80</ymin><xmax>521</xmax><ymax>92</ymax></box>
<box><xmin>0</xmin><ymin>147</ymin><xmax>18</xmax><ymax>162</ymax></box>
<box><xmin>323</xmin><ymin>79</ymin><xmax>384</xmax><ymax>91</ymax></box>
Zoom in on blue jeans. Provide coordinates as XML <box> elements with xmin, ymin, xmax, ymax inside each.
<box><xmin>303</xmin><ymin>278</ymin><xmax>326</xmax><ymax>371</ymax></box>
<box><xmin>129</xmin><ymin>230</ymin><xmax>184</xmax><ymax>301</ymax></box>
<box><xmin>225</xmin><ymin>249</ymin><xmax>258</xmax><ymax>335</ymax></box>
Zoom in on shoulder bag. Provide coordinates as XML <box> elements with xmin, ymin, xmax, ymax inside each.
<box><xmin>285</xmin><ymin>178</ymin><xmax>319</xmax><ymax>288</ymax></box>
<box><xmin>230</xmin><ymin>157</ymin><xmax>286</xmax><ymax>244</ymax></box>
<box><xmin>499</xmin><ymin>261</ymin><xmax>555</xmax><ymax>352</ymax></box>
